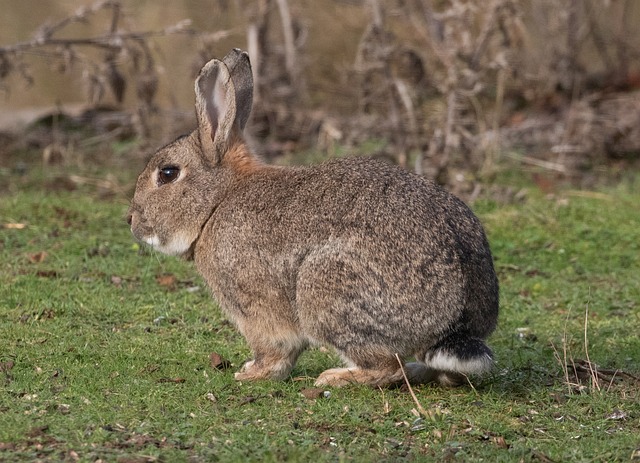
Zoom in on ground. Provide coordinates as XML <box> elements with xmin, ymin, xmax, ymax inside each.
<box><xmin>0</xmin><ymin>147</ymin><xmax>639</xmax><ymax>462</ymax></box>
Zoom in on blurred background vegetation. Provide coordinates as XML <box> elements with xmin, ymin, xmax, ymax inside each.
<box><xmin>1</xmin><ymin>0</ymin><xmax>639</xmax><ymax>197</ymax></box>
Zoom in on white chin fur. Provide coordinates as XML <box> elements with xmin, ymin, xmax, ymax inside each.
<box><xmin>144</xmin><ymin>235</ymin><xmax>161</xmax><ymax>247</ymax></box>
<box><xmin>144</xmin><ymin>234</ymin><xmax>193</xmax><ymax>256</ymax></box>
<box><xmin>424</xmin><ymin>351</ymin><xmax>493</xmax><ymax>375</ymax></box>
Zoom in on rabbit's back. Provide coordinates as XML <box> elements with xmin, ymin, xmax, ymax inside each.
<box><xmin>196</xmin><ymin>156</ymin><xmax>498</xmax><ymax>359</ymax></box>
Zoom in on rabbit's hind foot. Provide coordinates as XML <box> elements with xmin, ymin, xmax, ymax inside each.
<box><xmin>403</xmin><ymin>362</ymin><xmax>466</xmax><ymax>387</ymax></box>
<box><xmin>406</xmin><ymin>335</ymin><xmax>494</xmax><ymax>387</ymax></box>
<box><xmin>314</xmin><ymin>366</ymin><xmax>404</xmax><ymax>388</ymax></box>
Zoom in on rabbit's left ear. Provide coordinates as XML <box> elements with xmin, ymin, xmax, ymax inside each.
<box><xmin>222</xmin><ymin>49</ymin><xmax>253</xmax><ymax>131</ymax></box>
<box><xmin>195</xmin><ymin>58</ymin><xmax>237</xmax><ymax>164</ymax></box>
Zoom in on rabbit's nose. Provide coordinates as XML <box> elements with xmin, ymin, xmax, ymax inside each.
<box><xmin>126</xmin><ymin>213</ymin><xmax>133</xmax><ymax>225</ymax></box>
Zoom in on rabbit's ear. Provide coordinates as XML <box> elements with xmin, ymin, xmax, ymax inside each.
<box><xmin>195</xmin><ymin>58</ymin><xmax>237</xmax><ymax>164</ymax></box>
<box><xmin>222</xmin><ymin>49</ymin><xmax>253</xmax><ymax>131</ymax></box>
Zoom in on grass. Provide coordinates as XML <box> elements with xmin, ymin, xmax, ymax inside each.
<box><xmin>1</xmin><ymin>159</ymin><xmax>639</xmax><ymax>462</ymax></box>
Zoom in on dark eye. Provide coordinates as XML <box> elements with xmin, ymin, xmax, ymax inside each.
<box><xmin>158</xmin><ymin>166</ymin><xmax>180</xmax><ymax>185</ymax></box>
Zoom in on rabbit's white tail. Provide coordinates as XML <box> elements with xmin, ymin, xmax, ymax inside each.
<box><xmin>424</xmin><ymin>335</ymin><xmax>494</xmax><ymax>377</ymax></box>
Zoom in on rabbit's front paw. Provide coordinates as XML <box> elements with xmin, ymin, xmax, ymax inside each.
<box><xmin>234</xmin><ymin>358</ymin><xmax>292</xmax><ymax>381</ymax></box>
<box><xmin>234</xmin><ymin>360</ymin><xmax>261</xmax><ymax>381</ymax></box>
<box><xmin>238</xmin><ymin>359</ymin><xmax>256</xmax><ymax>372</ymax></box>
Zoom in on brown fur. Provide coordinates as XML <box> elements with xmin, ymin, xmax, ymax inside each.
<box><xmin>223</xmin><ymin>138</ymin><xmax>265</xmax><ymax>176</ymax></box>
<box><xmin>128</xmin><ymin>50</ymin><xmax>499</xmax><ymax>388</ymax></box>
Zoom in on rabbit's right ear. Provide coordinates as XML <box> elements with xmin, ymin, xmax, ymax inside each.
<box><xmin>195</xmin><ymin>59</ymin><xmax>237</xmax><ymax>164</ymax></box>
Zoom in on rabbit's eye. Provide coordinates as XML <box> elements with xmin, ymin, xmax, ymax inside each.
<box><xmin>158</xmin><ymin>166</ymin><xmax>180</xmax><ymax>185</ymax></box>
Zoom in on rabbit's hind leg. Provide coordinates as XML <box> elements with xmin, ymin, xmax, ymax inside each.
<box><xmin>313</xmin><ymin>361</ymin><xmax>466</xmax><ymax>388</ymax></box>
<box><xmin>314</xmin><ymin>366</ymin><xmax>404</xmax><ymax>388</ymax></box>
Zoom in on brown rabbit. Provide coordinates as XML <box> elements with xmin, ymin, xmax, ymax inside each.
<box><xmin>128</xmin><ymin>49</ymin><xmax>499</xmax><ymax>387</ymax></box>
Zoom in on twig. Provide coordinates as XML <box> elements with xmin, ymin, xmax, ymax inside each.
<box><xmin>506</xmin><ymin>152</ymin><xmax>567</xmax><ymax>173</ymax></box>
<box><xmin>274</xmin><ymin>0</ymin><xmax>297</xmax><ymax>82</ymax></box>
<box><xmin>0</xmin><ymin>27</ymin><xmax>196</xmax><ymax>55</ymax></box>
<box><xmin>442</xmin><ymin>89</ymin><xmax>457</xmax><ymax>165</ymax></box>
<box><xmin>565</xmin><ymin>191</ymin><xmax>613</xmax><ymax>201</ymax></box>
<box><xmin>463</xmin><ymin>373</ymin><xmax>479</xmax><ymax>395</ymax></box>
<box><xmin>574</xmin><ymin>360</ymin><xmax>640</xmax><ymax>385</ymax></box>
<box><xmin>470</xmin><ymin>0</ymin><xmax>500</xmax><ymax>70</ymax></box>
<box><xmin>108</xmin><ymin>1</ymin><xmax>120</xmax><ymax>34</ymax></box>
<box><xmin>394</xmin><ymin>353</ymin><xmax>430</xmax><ymax>418</ymax></box>
<box><xmin>582</xmin><ymin>0</ymin><xmax>615</xmax><ymax>72</ymax></box>
<box><xmin>35</xmin><ymin>1</ymin><xmax>120</xmax><ymax>41</ymax></box>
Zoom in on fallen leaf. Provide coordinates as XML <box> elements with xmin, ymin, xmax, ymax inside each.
<box><xmin>0</xmin><ymin>361</ymin><xmax>14</xmax><ymax>372</ymax></box>
<box><xmin>606</xmin><ymin>410</ymin><xmax>627</xmax><ymax>421</ymax></box>
<box><xmin>111</xmin><ymin>276</ymin><xmax>123</xmax><ymax>286</ymax></box>
<box><xmin>28</xmin><ymin>251</ymin><xmax>48</xmax><ymax>263</ymax></box>
<box><xmin>531</xmin><ymin>450</ymin><xmax>556</xmax><ymax>463</ymax></box>
<box><xmin>300</xmin><ymin>388</ymin><xmax>325</xmax><ymax>400</ymax></box>
<box><xmin>115</xmin><ymin>457</ymin><xmax>157</xmax><ymax>463</ymax></box>
<box><xmin>26</xmin><ymin>425</ymin><xmax>49</xmax><ymax>438</ymax></box>
<box><xmin>57</xmin><ymin>403</ymin><xmax>71</xmax><ymax>414</ymax></box>
<box><xmin>88</xmin><ymin>245</ymin><xmax>110</xmax><ymax>257</ymax></box>
<box><xmin>156</xmin><ymin>273</ymin><xmax>177</xmax><ymax>288</ymax></box>
<box><xmin>515</xmin><ymin>327</ymin><xmax>537</xmax><ymax>342</ymax></box>
<box><xmin>492</xmin><ymin>436</ymin><xmax>509</xmax><ymax>449</ymax></box>
<box><xmin>3</xmin><ymin>223</ymin><xmax>26</xmax><ymax>229</ymax></box>
<box><xmin>157</xmin><ymin>377</ymin><xmax>186</xmax><ymax>384</ymax></box>
<box><xmin>209</xmin><ymin>352</ymin><xmax>232</xmax><ymax>371</ymax></box>
<box><xmin>36</xmin><ymin>270</ymin><xmax>59</xmax><ymax>278</ymax></box>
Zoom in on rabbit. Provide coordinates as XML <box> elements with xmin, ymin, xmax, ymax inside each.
<box><xmin>128</xmin><ymin>49</ymin><xmax>499</xmax><ymax>388</ymax></box>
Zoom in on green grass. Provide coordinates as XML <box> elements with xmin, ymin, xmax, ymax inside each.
<box><xmin>1</xmin><ymin>165</ymin><xmax>639</xmax><ymax>462</ymax></box>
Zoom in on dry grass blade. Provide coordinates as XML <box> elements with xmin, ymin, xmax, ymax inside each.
<box><xmin>573</xmin><ymin>360</ymin><xmax>640</xmax><ymax>388</ymax></box>
<box><xmin>394</xmin><ymin>353</ymin><xmax>441</xmax><ymax>421</ymax></box>
<box><xmin>582</xmin><ymin>301</ymin><xmax>600</xmax><ymax>392</ymax></box>
<box><xmin>552</xmin><ymin>299</ymin><xmax>639</xmax><ymax>394</ymax></box>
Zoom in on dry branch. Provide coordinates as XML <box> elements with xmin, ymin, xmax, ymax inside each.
<box><xmin>0</xmin><ymin>1</ymin><xmax>212</xmax><ymax>139</ymax></box>
<box><xmin>3</xmin><ymin>0</ymin><xmax>640</xmax><ymax>179</ymax></box>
